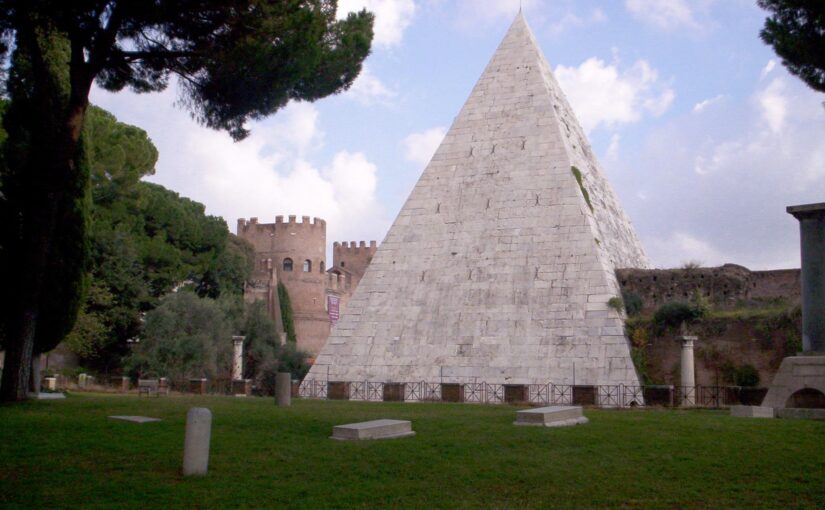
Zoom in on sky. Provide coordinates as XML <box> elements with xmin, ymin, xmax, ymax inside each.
<box><xmin>90</xmin><ymin>0</ymin><xmax>825</xmax><ymax>271</ymax></box>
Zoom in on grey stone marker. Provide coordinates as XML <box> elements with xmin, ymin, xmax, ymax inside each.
<box><xmin>331</xmin><ymin>419</ymin><xmax>415</xmax><ymax>440</ymax></box>
<box><xmin>514</xmin><ymin>406</ymin><xmax>588</xmax><ymax>427</ymax></box>
<box><xmin>730</xmin><ymin>405</ymin><xmax>774</xmax><ymax>419</ymax></box>
<box><xmin>183</xmin><ymin>408</ymin><xmax>212</xmax><ymax>476</ymax></box>
<box><xmin>275</xmin><ymin>372</ymin><xmax>291</xmax><ymax>407</ymax></box>
<box><xmin>680</xmin><ymin>335</ymin><xmax>697</xmax><ymax>407</ymax></box>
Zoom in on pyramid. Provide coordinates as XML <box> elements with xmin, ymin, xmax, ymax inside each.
<box><xmin>306</xmin><ymin>13</ymin><xmax>650</xmax><ymax>387</ymax></box>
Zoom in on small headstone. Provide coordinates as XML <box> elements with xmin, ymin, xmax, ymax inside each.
<box><xmin>276</xmin><ymin>372</ymin><xmax>291</xmax><ymax>407</ymax></box>
<box><xmin>730</xmin><ymin>405</ymin><xmax>775</xmax><ymax>419</ymax></box>
<box><xmin>109</xmin><ymin>415</ymin><xmax>162</xmax><ymax>423</ymax></box>
<box><xmin>183</xmin><ymin>408</ymin><xmax>212</xmax><ymax>476</ymax></box>
<box><xmin>331</xmin><ymin>419</ymin><xmax>415</xmax><ymax>440</ymax></box>
<box><xmin>514</xmin><ymin>406</ymin><xmax>588</xmax><ymax>427</ymax></box>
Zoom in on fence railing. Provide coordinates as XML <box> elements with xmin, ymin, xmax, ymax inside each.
<box><xmin>297</xmin><ymin>380</ymin><xmax>769</xmax><ymax>409</ymax></box>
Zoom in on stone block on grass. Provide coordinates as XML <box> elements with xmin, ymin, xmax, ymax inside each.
<box><xmin>730</xmin><ymin>405</ymin><xmax>775</xmax><ymax>418</ymax></box>
<box><xmin>514</xmin><ymin>406</ymin><xmax>588</xmax><ymax>427</ymax></box>
<box><xmin>331</xmin><ymin>419</ymin><xmax>415</xmax><ymax>440</ymax></box>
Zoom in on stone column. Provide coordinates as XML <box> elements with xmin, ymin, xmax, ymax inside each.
<box><xmin>680</xmin><ymin>335</ymin><xmax>697</xmax><ymax>406</ymax></box>
<box><xmin>787</xmin><ymin>203</ymin><xmax>825</xmax><ymax>353</ymax></box>
<box><xmin>232</xmin><ymin>335</ymin><xmax>245</xmax><ymax>380</ymax></box>
<box><xmin>276</xmin><ymin>372</ymin><xmax>291</xmax><ymax>407</ymax></box>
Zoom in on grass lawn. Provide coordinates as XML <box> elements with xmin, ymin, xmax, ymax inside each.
<box><xmin>1</xmin><ymin>394</ymin><xmax>823</xmax><ymax>509</ymax></box>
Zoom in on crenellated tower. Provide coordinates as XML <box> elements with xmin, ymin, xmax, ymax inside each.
<box><xmin>332</xmin><ymin>240</ymin><xmax>378</xmax><ymax>289</ymax></box>
<box><xmin>238</xmin><ymin>216</ymin><xmax>330</xmax><ymax>355</ymax></box>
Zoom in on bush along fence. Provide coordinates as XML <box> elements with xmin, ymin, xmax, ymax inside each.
<box><xmin>297</xmin><ymin>380</ymin><xmax>769</xmax><ymax>409</ymax></box>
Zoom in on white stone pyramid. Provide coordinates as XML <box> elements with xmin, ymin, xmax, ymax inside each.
<box><xmin>306</xmin><ymin>13</ymin><xmax>650</xmax><ymax>387</ymax></box>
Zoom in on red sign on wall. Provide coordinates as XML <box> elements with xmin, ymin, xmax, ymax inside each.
<box><xmin>328</xmin><ymin>295</ymin><xmax>340</xmax><ymax>323</ymax></box>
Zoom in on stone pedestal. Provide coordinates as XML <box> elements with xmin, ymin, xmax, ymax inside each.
<box><xmin>762</xmin><ymin>356</ymin><xmax>825</xmax><ymax>408</ymax></box>
<box><xmin>232</xmin><ymin>336</ymin><xmax>245</xmax><ymax>381</ymax></box>
<box><xmin>45</xmin><ymin>377</ymin><xmax>57</xmax><ymax>391</ymax></box>
<box><xmin>159</xmin><ymin>377</ymin><xmax>170</xmax><ymax>395</ymax></box>
<box><xmin>119</xmin><ymin>376</ymin><xmax>130</xmax><ymax>392</ymax></box>
<box><xmin>231</xmin><ymin>379</ymin><xmax>252</xmax><ymax>396</ymax></box>
<box><xmin>680</xmin><ymin>336</ymin><xmax>697</xmax><ymax>406</ymax></box>
<box><xmin>730</xmin><ymin>405</ymin><xmax>775</xmax><ymax>418</ymax></box>
<box><xmin>276</xmin><ymin>373</ymin><xmax>291</xmax><ymax>407</ymax></box>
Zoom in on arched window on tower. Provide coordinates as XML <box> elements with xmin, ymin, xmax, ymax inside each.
<box><xmin>303</xmin><ymin>259</ymin><xmax>312</xmax><ymax>272</ymax></box>
<box><xmin>320</xmin><ymin>260</ymin><xmax>325</xmax><ymax>273</ymax></box>
<box><xmin>283</xmin><ymin>258</ymin><xmax>293</xmax><ymax>272</ymax></box>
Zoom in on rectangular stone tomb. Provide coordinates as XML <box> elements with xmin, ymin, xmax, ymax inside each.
<box><xmin>730</xmin><ymin>405</ymin><xmax>775</xmax><ymax>419</ymax></box>
<box><xmin>109</xmin><ymin>415</ymin><xmax>162</xmax><ymax>423</ymax></box>
<box><xmin>514</xmin><ymin>406</ymin><xmax>588</xmax><ymax>427</ymax></box>
<box><xmin>331</xmin><ymin>419</ymin><xmax>415</xmax><ymax>440</ymax></box>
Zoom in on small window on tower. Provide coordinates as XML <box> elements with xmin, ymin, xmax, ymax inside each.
<box><xmin>320</xmin><ymin>260</ymin><xmax>325</xmax><ymax>272</ymax></box>
<box><xmin>283</xmin><ymin>258</ymin><xmax>293</xmax><ymax>272</ymax></box>
<box><xmin>303</xmin><ymin>259</ymin><xmax>312</xmax><ymax>272</ymax></box>
<box><xmin>341</xmin><ymin>261</ymin><xmax>346</xmax><ymax>267</ymax></box>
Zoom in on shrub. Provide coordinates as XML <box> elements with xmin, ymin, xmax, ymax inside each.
<box><xmin>734</xmin><ymin>364</ymin><xmax>760</xmax><ymax>387</ymax></box>
<box><xmin>653</xmin><ymin>301</ymin><xmax>707</xmax><ymax>330</ymax></box>
<box><xmin>607</xmin><ymin>297</ymin><xmax>624</xmax><ymax>313</ymax></box>
<box><xmin>622</xmin><ymin>291</ymin><xmax>643</xmax><ymax>316</ymax></box>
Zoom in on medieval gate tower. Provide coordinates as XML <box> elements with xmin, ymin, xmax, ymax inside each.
<box><xmin>238</xmin><ymin>216</ymin><xmax>330</xmax><ymax>354</ymax></box>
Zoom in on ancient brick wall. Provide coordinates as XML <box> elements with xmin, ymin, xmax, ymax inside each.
<box><xmin>616</xmin><ymin>264</ymin><xmax>801</xmax><ymax>312</ymax></box>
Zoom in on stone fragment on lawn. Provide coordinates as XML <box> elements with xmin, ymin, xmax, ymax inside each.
<box><xmin>730</xmin><ymin>405</ymin><xmax>775</xmax><ymax>418</ymax></box>
<box><xmin>514</xmin><ymin>406</ymin><xmax>588</xmax><ymax>427</ymax></box>
<box><xmin>331</xmin><ymin>419</ymin><xmax>415</xmax><ymax>440</ymax></box>
<box><xmin>775</xmin><ymin>407</ymin><xmax>825</xmax><ymax>420</ymax></box>
<box><xmin>108</xmin><ymin>415</ymin><xmax>162</xmax><ymax>423</ymax></box>
<box><xmin>32</xmin><ymin>392</ymin><xmax>66</xmax><ymax>400</ymax></box>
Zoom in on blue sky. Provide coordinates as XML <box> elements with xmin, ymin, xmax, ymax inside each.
<box><xmin>91</xmin><ymin>0</ymin><xmax>825</xmax><ymax>270</ymax></box>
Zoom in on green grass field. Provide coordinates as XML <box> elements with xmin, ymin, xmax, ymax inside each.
<box><xmin>1</xmin><ymin>394</ymin><xmax>823</xmax><ymax>509</ymax></box>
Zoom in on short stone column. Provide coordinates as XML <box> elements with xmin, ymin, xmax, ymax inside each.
<box><xmin>276</xmin><ymin>372</ymin><xmax>291</xmax><ymax>407</ymax></box>
<box><xmin>232</xmin><ymin>336</ymin><xmax>245</xmax><ymax>381</ymax></box>
<box><xmin>183</xmin><ymin>408</ymin><xmax>212</xmax><ymax>476</ymax></box>
<box><xmin>787</xmin><ymin>203</ymin><xmax>825</xmax><ymax>353</ymax></box>
<box><xmin>680</xmin><ymin>336</ymin><xmax>697</xmax><ymax>406</ymax></box>
<box><xmin>190</xmin><ymin>378</ymin><xmax>208</xmax><ymax>395</ymax></box>
<box><xmin>119</xmin><ymin>376</ymin><xmax>130</xmax><ymax>392</ymax></box>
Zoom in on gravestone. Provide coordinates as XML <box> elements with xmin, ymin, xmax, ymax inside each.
<box><xmin>276</xmin><ymin>373</ymin><xmax>291</xmax><ymax>407</ymax></box>
<box><xmin>183</xmin><ymin>408</ymin><xmax>212</xmax><ymax>476</ymax></box>
<box><xmin>331</xmin><ymin>419</ymin><xmax>415</xmax><ymax>440</ymax></box>
<box><xmin>514</xmin><ymin>406</ymin><xmax>588</xmax><ymax>427</ymax></box>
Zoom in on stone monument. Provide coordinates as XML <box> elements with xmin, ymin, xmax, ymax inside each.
<box><xmin>305</xmin><ymin>13</ymin><xmax>648</xmax><ymax>389</ymax></box>
<box><xmin>760</xmin><ymin>203</ymin><xmax>825</xmax><ymax>416</ymax></box>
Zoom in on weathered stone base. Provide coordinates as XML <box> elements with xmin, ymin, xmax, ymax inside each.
<box><xmin>730</xmin><ymin>405</ymin><xmax>775</xmax><ymax>418</ymax></box>
<box><xmin>776</xmin><ymin>407</ymin><xmax>825</xmax><ymax>420</ymax></box>
<box><xmin>331</xmin><ymin>419</ymin><xmax>416</xmax><ymax>440</ymax></box>
<box><xmin>762</xmin><ymin>356</ymin><xmax>825</xmax><ymax>408</ymax></box>
<box><xmin>30</xmin><ymin>392</ymin><xmax>66</xmax><ymax>400</ymax></box>
<box><xmin>514</xmin><ymin>406</ymin><xmax>588</xmax><ymax>427</ymax></box>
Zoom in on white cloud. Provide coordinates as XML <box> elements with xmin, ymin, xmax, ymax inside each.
<box><xmin>646</xmin><ymin>231</ymin><xmax>729</xmax><ymax>268</ymax></box>
<box><xmin>548</xmin><ymin>8</ymin><xmax>607</xmax><ymax>35</ymax></box>
<box><xmin>628</xmin><ymin>69</ymin><xmax>825</xmax><ymax>270</ymax></box>
<box><xmin>337</xmin><ymin>0</ymin><xmax>416</xmax><ymax>48</ymax></box>
<box><xmin>625</xmin><ymin>0</ymin><xmax>712</xmax><ymax>30</ymax></box>
<box><xmin>554</xmin><ymin>58</ymin><xmax>675</xmax><ymax>133</ymax></box>
<box><xmin>755</xmin><ymin>77</ymin><xmax>787</xmax><ymax>133</ymax></box>
<box><xmin>692</xmin><ymin>95</ymin><xmax>724</xmax><ymax>113</ymax></box>
<box><xmin>606</xmin><ymin>133</ymin><xmax>621</xmax><ymax>160</ymax></box>
<box><xmin>402</xmin><ymin>127</ymin><xmax>446</xmax><ymax>166</ymax></box>
<box><xmin>761</xmin><ymin>59</ymin><xmax>777</xmax><ymax>79</ymax></box>
<box><xmin>89</xmin><ymin>86</ymin><xmax>389</xmax><ymax>247</ymax></box>
<box><xmin>346</xmin><ymin>65</ymin><xmax>397</xmax><ymax>106</ymax></box>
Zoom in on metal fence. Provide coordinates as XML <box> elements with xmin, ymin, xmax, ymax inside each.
<box><xmin>297</xmin><ymin>379</ymin><xmax>769</xmax><ymax>409</ymax></box>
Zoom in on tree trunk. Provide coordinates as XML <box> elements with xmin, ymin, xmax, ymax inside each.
<box><xmin>0</xmin><ymin>311</ymin><xmax>37</xmax><ymax>401</ymax></box>
<box><xmin>30</xmin><ymin>353</ymin><xmax>42</xmax><ymax>396</ymax></box>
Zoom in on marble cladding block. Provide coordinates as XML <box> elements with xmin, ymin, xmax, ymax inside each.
<box><xmin>729</xmin><ymin>406</ymin><xmax>775</xmax><ymax>419</ymax></box>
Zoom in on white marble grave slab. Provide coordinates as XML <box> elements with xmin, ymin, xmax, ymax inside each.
<box><xmin>514</xmin><ymin>406</ymin><xmax>588</xmax><ymax>427</ymax></box>
<box><xmin>331</xmin><ymin>419</ymin><xmax>415</xmax><ymax>440</ymax></box>
<box><xmin>109</xmin><ymin>415</ymin><xmax>162</xmax><ymax>423</ymax></box>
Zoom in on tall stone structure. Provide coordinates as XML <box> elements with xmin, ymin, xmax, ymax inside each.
<box><xmin>238</xmin><ymin>216</ymin><xmax>330</xmax><ymax>355</ymax></box>
<box><xmin>306</xmin><ymin>13</ymin><xmax>649</xmax><ymax>387</ymax></box>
